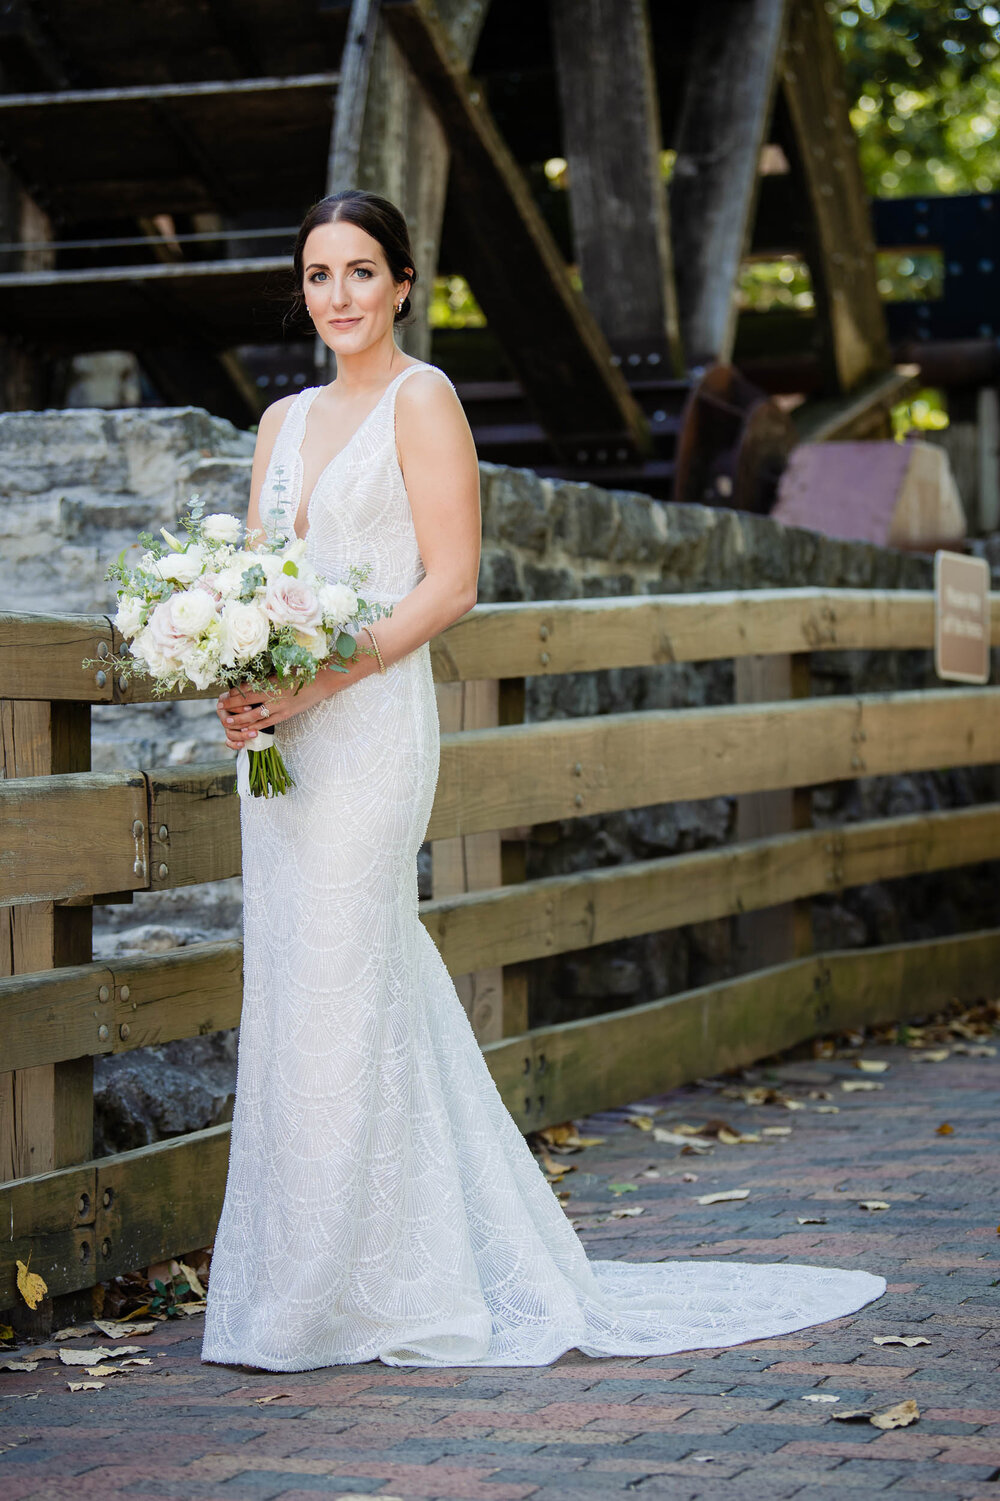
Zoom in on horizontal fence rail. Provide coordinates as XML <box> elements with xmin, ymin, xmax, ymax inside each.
<box><xmin>2</xmin><ymin>688</ymin><xmax>998</xmax><ymax>903</ymax></box>
<box><xmin>4</xmin><ymin>588</ymin><xmax>1000</xmax><ymax>701</ymax></box>
<box><xmin>3</xmin><ymin>802</ymin><xmax>998</xmax><ymax>1074</ymax></box>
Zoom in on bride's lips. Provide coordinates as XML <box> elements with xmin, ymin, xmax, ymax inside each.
<box><xmin>328</xmin><ymin>318</ymin><xmax>361</xmax><ymax>328</ymax></box>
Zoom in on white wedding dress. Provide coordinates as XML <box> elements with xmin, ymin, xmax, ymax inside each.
<box><xmin>200</xmin><ymin>358</ymin><xmax>886</xmax><ymax>1371</ymax></box>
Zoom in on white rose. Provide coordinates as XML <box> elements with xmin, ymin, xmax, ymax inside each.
<box><xmin>201</xmin><ymin>512</ymin><xmax>242</xmax><ymax>545</ymax></box>
<box><xmin>256</xmin><ymin>552</ymin><xmax>286</xmax><ymax>581</ymax></box>
<box><xmin>263</xmin><ymin>576</ymin><xmax>322</xmax><ymax>631</ymax></box>
<box><xmin>169</xmin><ymin>588</ymin><xmax>217</xmax><ymax>637</ymax></box>
<box><xmin>318</xmin><ymin>582</ymin><xmax>359</xmax><ymax>624</ymax></box>
<box><xmin>219</xmin><ymin>601</ymin><xmax>270</xmax><ymax>665</ymax></box>
<box><xmin>150</xmin><ymin>544</ymin><xmax>206</xmax><ymax>586</ymax></box>
<box><xmin>131</xmin><ymin>624</ymin><xmax>169</xmax><ymax>678</ymax></box>
<box><xmin>282</xmin><ymin>536</ymin><xmax>308</xmax><ymax>565</ymax></box>
<box><xmin>292</xmin><ymin>626</ymin><xmax>328</xmax><ymax>660</ymax></box>
<box><xmin>146</xmin><ymin>599</ymin><xmax>188</xmax><ymax>665</ymax></box>
<box><xmin>113</xmin><ymin>595</ymin><xmax>145</xmax><ymax>637</ymax></box>
<box><xmin>181</xmin><ymin>637</ymin><xmax>222</xmax><ymax>690</ymax></box>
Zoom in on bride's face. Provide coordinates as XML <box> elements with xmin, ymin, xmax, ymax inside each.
<box><xmin>301</xmin><ymin>220</ymin><xmax>410</xmax><ymax>352</ymax></box>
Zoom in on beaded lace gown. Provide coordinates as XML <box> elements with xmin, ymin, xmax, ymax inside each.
<box><xmin>200</xmin><ymin>359</ymin><xmax>886</xmax><ymax>1372</ymax></box>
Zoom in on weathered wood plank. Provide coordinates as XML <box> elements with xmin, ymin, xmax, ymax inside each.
<box><xmin>6</xmin><ymin>799</ymin><xmax>998</xmax><ymax>1073</ymax></box>
<box><xmin>5</xmin><ymin>924</ymin><xmax>998</xmax><ymax>1300</ymax></box>
<box><xmin>669</xmin><ymin>0</ymin><xmax>789</xmax><ymax>365</ymax></box>
<box><xmin>0</xmin><ymin>771</ymin><xmax>148</xmax><ymax>905</ymax></box>
<box><xmin>382</xmin><ymin>0</ymin><xmax>651</xmax><ymax>460</ymax></box>
<box><xmin>424</xmin><ymin>802</ymin><xmax>1000</xmax><ymax>975</ymax></box>
<box><xmin>146</xmin><ymin>764</ymin><xmax>240</xmax><ymax>891</ymax></box>
<box><xmin>485</xmin><ymin>925</ymin><xmax>1000</xmax><ymax>1131</ymax></box>
<box><xmin>0</xmin><ymin>614</ymin><xmax>116</xmax><ymax>703</ymax></box>
<box><xmin>5</xmin><ymin>591</ymin><xmax>999</xmax><ymax>700</ymax></box>
<box><xmin>0</xmin><ymin>943</ymin><xmax>243</xmax><ymax>1074</ymax></box>
<box><xmin>551</xmin><ymin>0</ymin><xmax>683</xmax><ymax>373</ymax></box>
<box><xmin>0</xmin><ymin>1124</ymin><xmax>232</xmax><ymax>1305</ymax></box>
<box><xmin>776</xmin><ymin>0</ymin><xmax>890</xmax><ymax>391</ymax></box>
<box><xmin>5</xmin><ymin>688</ymin><xmax>997</xmax><ymax>895</ymax></box>
<box><xmin>427</xmin><ymin>687</ymin><xmax>1000</xmax><ymax>840</ymax></box>
<box><xmin>432</xmin><ymin>680</ymin><xmax>504</xmax><ymax>1041</ymax></box>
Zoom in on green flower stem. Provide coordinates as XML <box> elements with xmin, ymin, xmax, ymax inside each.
<box><xmin>246</xmin><ymin>729</ymin><xmax>294</xmax><ymax>797</ymax></box>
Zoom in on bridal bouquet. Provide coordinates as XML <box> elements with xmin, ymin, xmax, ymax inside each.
<box><xmin>84</xmin><ymin>494</ymin><xmax>389</xmax><ymax>797</ymax></box>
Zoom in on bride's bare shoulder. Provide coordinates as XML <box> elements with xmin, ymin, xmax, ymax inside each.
<box><xmin>395</xmin><ymin>364</ymin><xmax>462</xmax><ymax>422</ymax></box>
<box><xmin>256</xmin><ymin>391</ymin><xmax>300</xmax><ymax>433</ymax></box>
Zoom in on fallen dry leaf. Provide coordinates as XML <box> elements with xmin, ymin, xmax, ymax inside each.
<box><xmin>608</xmin><ymin>1182</ymin><xmax>638</xmax><ymax>1195</ymax></box>
<box><xmin>696</xmin><ymin>1189</ymin><xmax>750</xmax><ymax>1205</ymax></box>
<box><xmin>58</xmin><ymin>1345</ymin><xmax>145</xmax><ymax>1366</ymax></box>
<box><xmin>797</xmin><ymin>1216</ymin><xmax>828</xmax><ymax>1225</ymax></box>
<box><xmin>781</xmin><ymin>1099</ymin><xmax>807</xmax><ymax>1111</ymax></box>
<box><xmin>16</xmin><ymin>1257</ymin><xmax>47</xmax><ymax>1311</ymax></box>
<box><xmin>681</xmin><ymin>1172</ymin><xmax>699</xmax><ymax>1182</ymax></box>
<box><xmin>814</xmin><ymin>1105</ymin><xmax>840</xmax><ymax>1114</ymax></box>
<box><xmin>0</xmin><ymin>1359</ymin><xmax>39</xmax><ymax>1372</ymax></box>
<box><xmin>255</xmin><ymin>1393</ymin><xmax>292</xmax><ymax>1405</ymax></box>
<box><xmin>855</xmin><ymin>1060</ymin><xmax>889</xmax><ymax>1073</ymax></box>
<box><xmin>935</xmin><ymin>1123</ymin><xmax>954</xmax><ymax>1135</ymax></box>
<box><xmin>801</xmin><ymin>1393</ymin><xmax>839</xmax><ymax>1402</ymax></box>
<box><xmin>610</xmin><ymin>1206</ymin><xmax>645</xmax><ymax>1219</ymax></box>
<box><xmin>92</xmin><ymin>1319</ymin><xmax>157</xmax><ymax>1339</ymax></box>
<box><xmin>858</xmin><ymin>1200</ymin><xmax>891</xmax><ymax>1212</ymax></box>
<box><xmin>82</xmin><ymin>1364</ymin><xmax>125</xmax><ymax>1377</ymax></box>
<box><xmin>67</xmin><ymin>1380</ymin><xmax>104</xmax><ymax>1392</ymax></box>
<box><xmin>628</xmin><ymin>1115</ymin><xmax>656</xmax><ymax>1132</ymax></box>
<box><xmin>840</xmin><ymin>1081</ymin><xmax>884</xmax><ymax>1093</ymax></box>
<box><xmin>762</xmin><ymin>1126</ymin><xmax>792</xmax><ymax>1136</ymax></box>
<box><xmin>952</xmin><ymin>1043</ymin><xmax>997</xmax><ymax>1057</ymax></box>
<box><xmin>913</xmin><ymin>1050</ymin><xmax>950</xmax><ymax>1063</ymax></box>
<box><xmin>871</xmin><ymin>1399</ymin><xmax>920</xmax><ymax>1430</ymax></box>
<box><xmin>873</xmin><ymin>1335</ymin><xmax>930</xmax><ymax>1348</ymax></box>
<box><xmin>52</xmin><ymin>1324</ymin><xmax>97</xmax><ymax>1341</ymax></box>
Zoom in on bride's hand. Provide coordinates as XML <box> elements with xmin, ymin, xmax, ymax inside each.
<box><xmin>216</xmin><ymin>673</ymin><xmax>334</xmax><ymax>747</ymax></box>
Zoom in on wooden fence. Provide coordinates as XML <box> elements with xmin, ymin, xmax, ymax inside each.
<box><xmin>2</xmin><ymin>586</ymin><xmax>999</xmax><ymax>1315</ymax></box>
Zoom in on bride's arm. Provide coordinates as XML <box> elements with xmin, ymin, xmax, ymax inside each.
<box><xmin>354</xmin><ymin>369</ymin><xmax>481</xmax><ymax>668</ymax></box>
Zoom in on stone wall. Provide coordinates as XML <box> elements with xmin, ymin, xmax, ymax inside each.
<box><xmin>2</xmin><ymin>407</ymin><xmax>997</xmax><ymax>1150</ymax></box>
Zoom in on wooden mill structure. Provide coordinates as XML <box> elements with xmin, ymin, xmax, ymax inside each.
<box><xmin>0</xmin><ymin>0</ymin><xmax>914</xmax><ymax>512</ymax></box>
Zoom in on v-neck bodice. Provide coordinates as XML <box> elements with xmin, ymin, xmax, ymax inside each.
<box><xmin>258</xmin><ymin>359</ymin><xmax>455</xmax><ymax>605</ymax></box>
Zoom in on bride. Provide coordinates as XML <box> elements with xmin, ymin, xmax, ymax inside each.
<box><xmin>200</xmin><ymin>189</ymin><xmax>885</xmax><ymax>1372</ymax></box>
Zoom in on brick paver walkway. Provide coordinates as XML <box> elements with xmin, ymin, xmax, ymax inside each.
<box><xmin>2</xmin><ymin>1015</ymin><xmax>998</xmax><ymax>1501</ymax></box>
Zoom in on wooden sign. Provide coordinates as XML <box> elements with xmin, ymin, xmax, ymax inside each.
<box><xmin>934</xmin><ymin>549</ymin><xmax>990</xmax><ymax>684</ymax></box>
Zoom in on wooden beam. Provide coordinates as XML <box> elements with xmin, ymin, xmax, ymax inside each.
<box><xmin>424</xmin><ymin>801</ymin><xmax>1000</xmax><ymax>976</ymax></box>
<box><xmin>550</xmin><ymin>0</ymin><xmax>683</xmax><ymax>374</ymax></box>
<box><xmin>426</xmin><ymin>687</ymin><xmax>1000</xmax><ymax>840</ymax></box>
<box><xmin>0</xmin><ymin>697</ymin><xmax>93</xmax><ymax>1334</ymax></box>
<box><xmin>5</xmin><ymin>590</ymin><xmax>1000</xmax><ymax>704</ymax></box>
<box><xmin>669</xmin><ymin>0</ymin><xmax>789</xmax><ymax>366</ymax></box>
<box><xmin>5</xmin><ymin>687</ymin><xmax>997</xmax><ymax>897</ymax></box>
<box><xmin>792</xmin><ymin>367</ymin><xmax>919</xmax><ymax>444</ymax></box>
<box><xmin>775</xmin><ymin>0</ymin><xmax>890</xmax><ymax>392</ymax></box>
<box><xmin>382</xmin><ymin>0</ymin><xmax>652</xmax><ymax>460</ymax></box>
<box><xmin>485</xmin><ymin>925</ymin><xmax>1000</xmax><ymax>1131</ymax></box>
<box><xmin>5</xmin><ymin>800</ymin><xmax>998</xmax><ymax>1070</ymax></box>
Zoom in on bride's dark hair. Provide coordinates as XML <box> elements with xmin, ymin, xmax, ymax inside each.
<box><xmin>287</xmin><ymin>189</ymin><xmax>417</xmax><ymax>330</ymax></box>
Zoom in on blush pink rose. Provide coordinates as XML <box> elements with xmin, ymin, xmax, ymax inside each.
<box><xmin>262</xmin><ymin>576</ymin><xmax>322</xmax><ymax>631</ymax></box>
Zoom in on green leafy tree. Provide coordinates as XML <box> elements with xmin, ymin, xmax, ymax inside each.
<box><xmin>831</xmin><ymin>0</ymin><xmax>1000</xmax><ymax>195</ymax></box>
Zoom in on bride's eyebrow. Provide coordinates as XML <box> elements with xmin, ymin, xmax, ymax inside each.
<box><xmin>305</xmin><ymin>259</ymin><xmax>377</xmax><ymax>271</ymax></box>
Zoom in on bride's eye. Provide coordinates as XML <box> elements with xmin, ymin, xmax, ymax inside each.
<box><xmin>352</xmin><ymin>268</ymin><xmax>373</xmax><ymax>279</ymax></box>
<box><xmin>308</xmin><ymin>271</ymin><xmax>327</xmax><ymax>283</ymax></box>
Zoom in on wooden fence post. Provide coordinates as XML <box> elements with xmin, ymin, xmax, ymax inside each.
<box><xmin>734</xmin><ymin>651</ymin><xmax>813</xmax><ymax>968</ymax></box>
<box><xmin>432</xmin><ymin>677</ymin><xmax>529</xmax><ymax>1041</ymax></box>
<box><xmin>1</xmin><ymin>697</ymin><xmax>94</xmax><ymax>1332</ymax></box>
